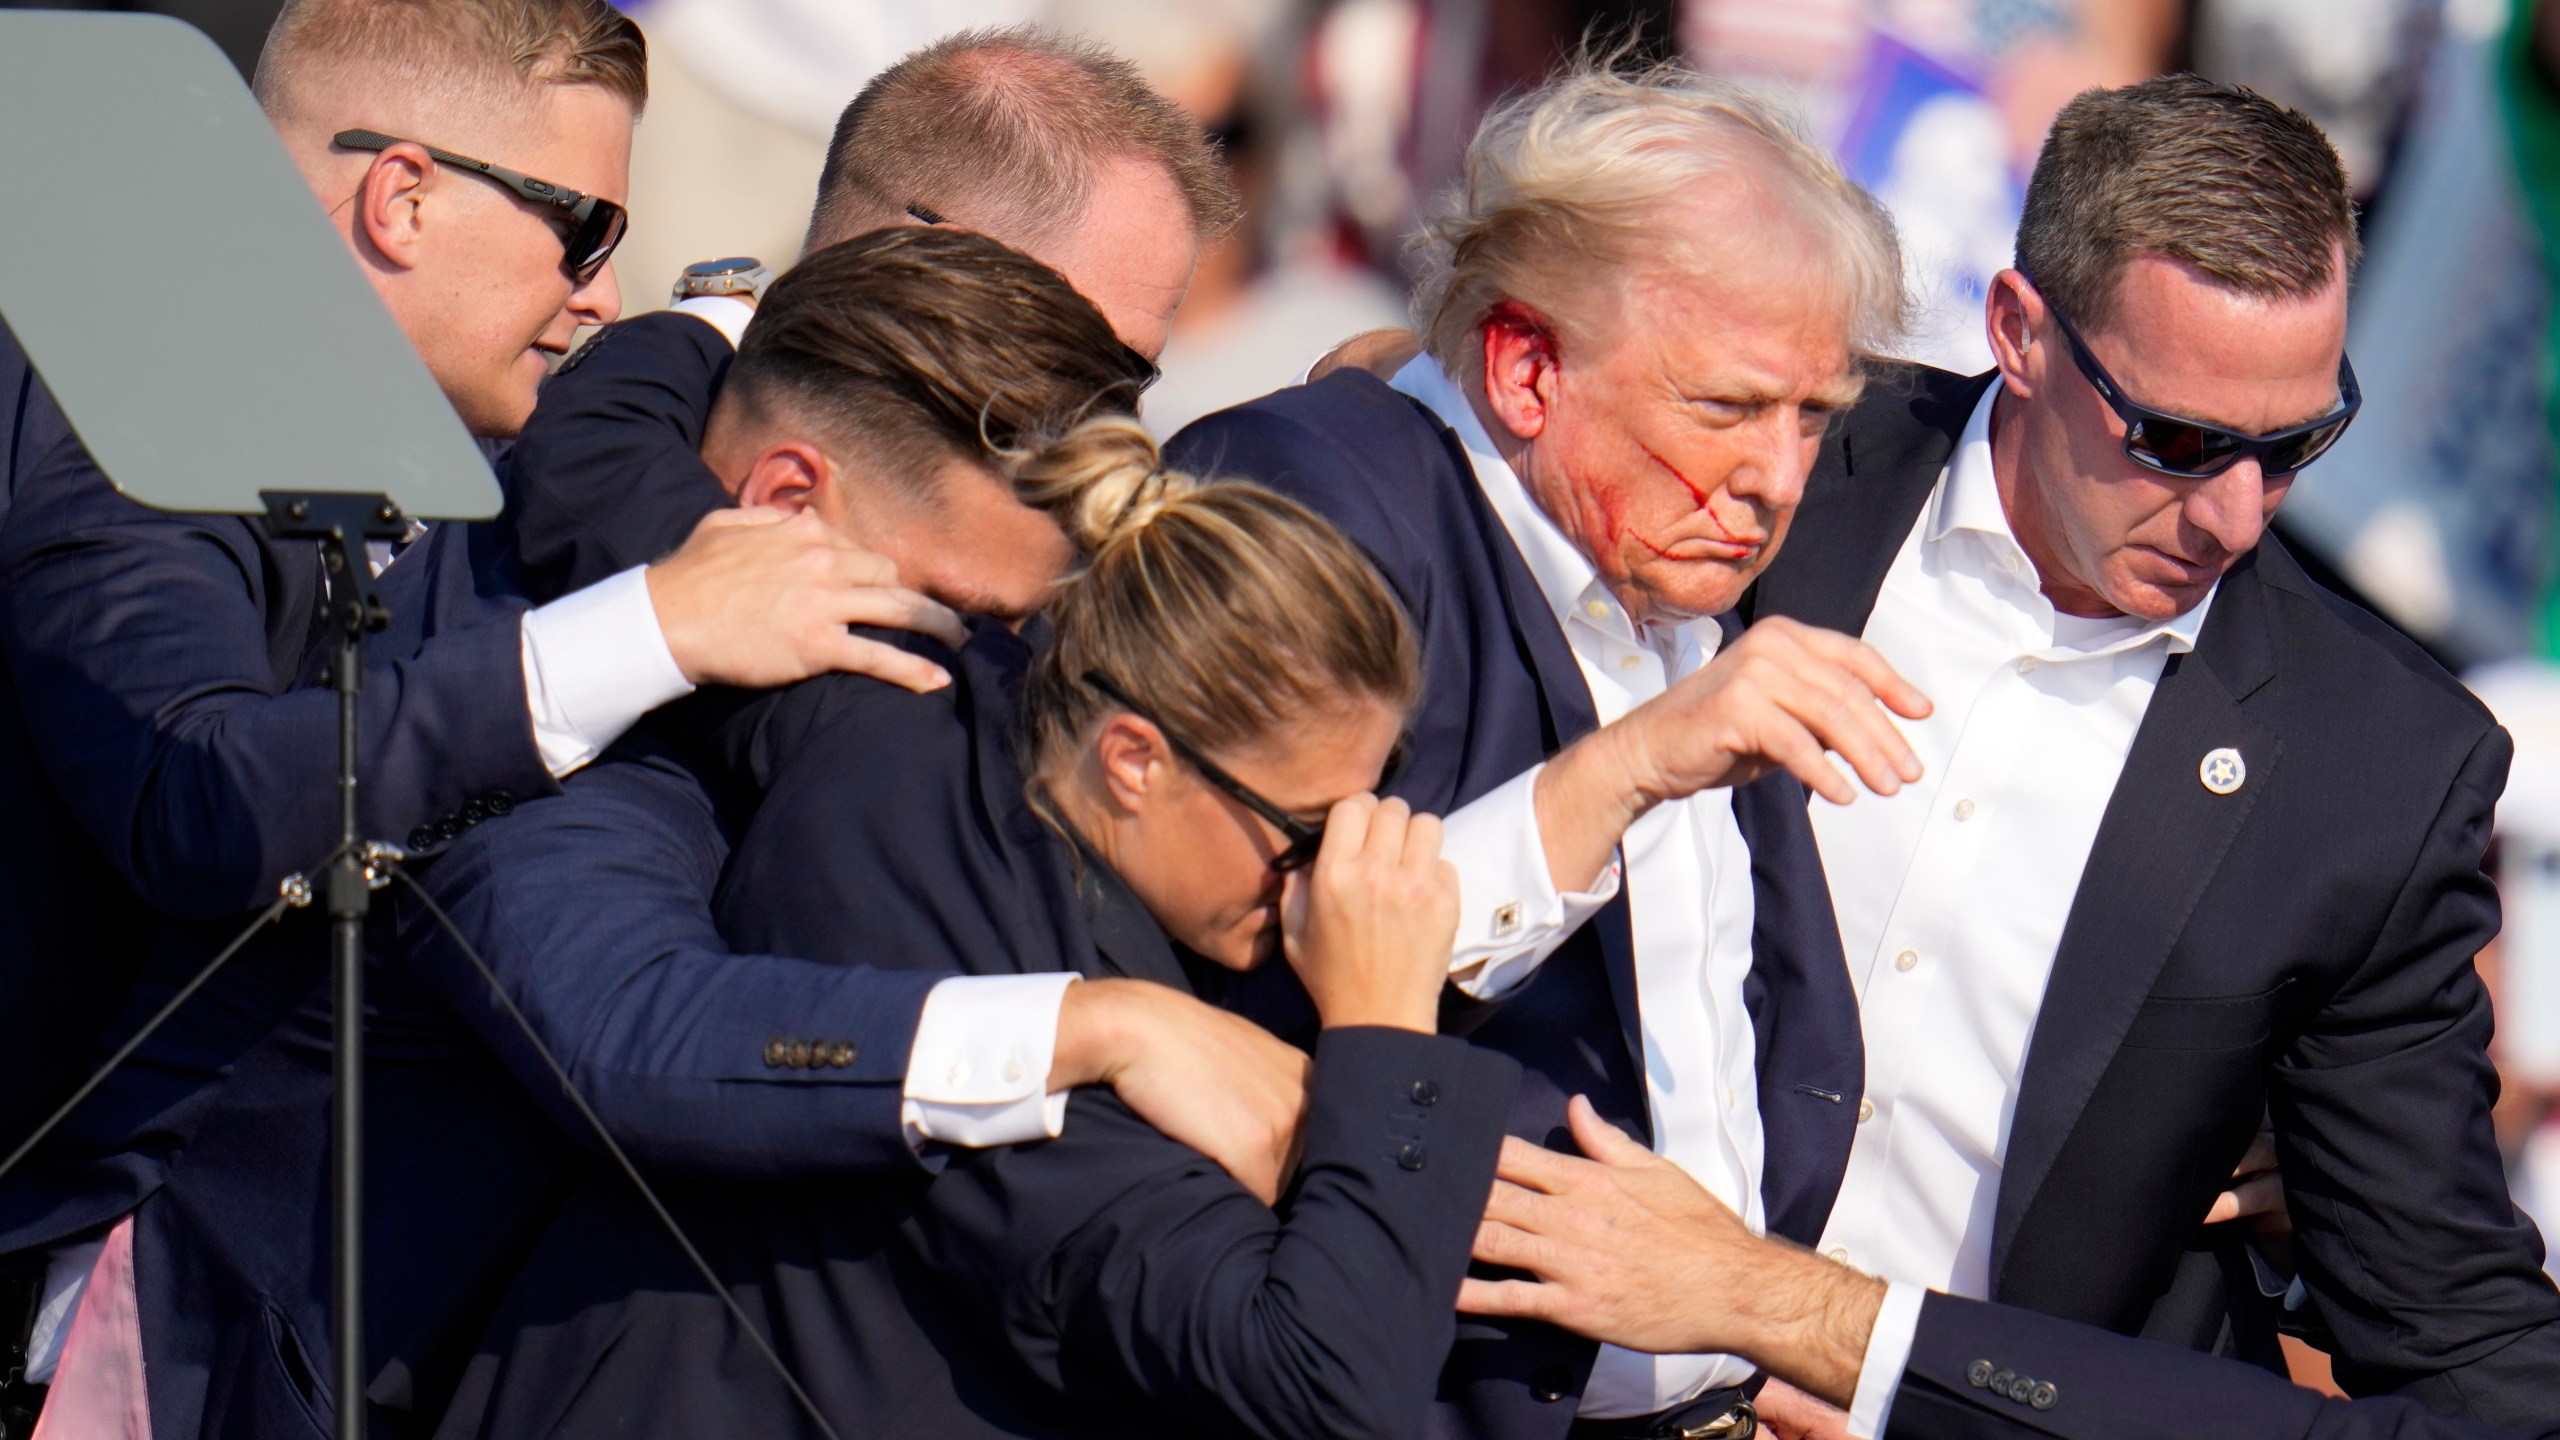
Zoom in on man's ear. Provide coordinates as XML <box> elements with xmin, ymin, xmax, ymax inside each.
<box><xmin>735</xmin><ymin>441</ymin><xmax>831</xmax><ymax>513</ymax></box>
<box><xmin>1477</xmin><ymin>303</ymin><xmax>1563</xmax><ymax>442</ymax></box>
<box><xmin>1985</xmin><ymin>269</ymin><xmax>2045</xmax><ymax>401</ymax></box>
<box><xmin>1092</xmin><ymin>713</ymin><xmax>1172</xmax><ymax>816</ymax></box>
<box><xmin>350</xmin><ymin>143</ymin><xmax>438</xmax><ymax>273</ymax></box>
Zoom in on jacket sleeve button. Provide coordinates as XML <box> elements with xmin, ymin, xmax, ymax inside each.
<box><xmin>1530</xmin><ymin>1364</ymin><xmax>1574</xmax><ymax>1403</ymax></box>
<box><xmin>828</xmin><ymin>1043</ymin><xmax>856</xmax><ymax>1069</ymax></box>
<box><xmin>2030</xmin><ymin>1382</ymin><xmax>2058</xmax><ymax>1410</ymax></box>
<box><xmin>785</xmin><ymin>1040</ymin><xmax>812</xmax><ymax>1069</ymax></box>
<box><xmin>1409</xmin><ymin>1079</ymin><xmax>1440</xmax><ymax>1106</ymax></box>
<box><xmin>407</xmin><ymin>825</ymin><xmax>437</xmax><ymax>851</ymax></box>
<box><xmin>1395</xmin><ymin>1142</ymin><xmax>1427</xmax><ymax>1172</ymax></box>
<box><xmin>1966</xmin><ymin>1360</ymin><xmax>1994</xmax><ymax>1388</ymax></box>
<box><xmin>485</xmin><ymin>791</ymin><xmax>516</xmax><ymax>816</ymax></box>
<box><xmin>763</xmin><ymin>1039</ymin><xmax>789</xmax><ymax>1068</ymax></box>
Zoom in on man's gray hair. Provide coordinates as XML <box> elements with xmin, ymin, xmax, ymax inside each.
<box><xmin>1413</xmin><ymin>59</ymin><xmax>1906</xmax><ymax>375</ymax></box>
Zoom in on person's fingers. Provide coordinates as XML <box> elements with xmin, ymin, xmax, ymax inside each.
<box><xmin>1767</xmin><ymin>665</ymin><xmax>1913</xmax><ymax>797</ymax></box>
<box><xmin>2233</xmin><ymin>1131</ymin><xmax>2277</xmax><ymax>1178</ymax></box>
<box><xmin>1457</xmin><ymin>1276</ymin><xmax>1561</xmax><ymax>1321</ymax></box>
<box><xmin>1481</xmin><ymin>1176</ymin><xmax>1577</xmax><ymax>1236</ymax></box>
<box><xmin>830</xmin><ymin>585</ymin><xmax>968</xmax><ymax>649</ymax></box>
<box><xmin>1493</xmin><ymin>1134</ymin><xmax>1593</xmax><ymax>1194</ymax></box>
<box><xmin>1564</xmin><ymin>1093</ymin><xmax>1656</xmax><ymax>1169</ymax></box>
<box><xmin>1401</xmin><ymin>810</ymin><xmax>1444</xmax><ymax>871</ymax></box>
<box><xmin>1318</xmin><ymin>792</ymin><xmax>1379</xmax><ymax>863</ymax></box>
<box><xmin>688</xmin><ymin>504</ymin><xmax>786</xmax><ymax>534</ymax></box>
<box><xmin>811</xmin><ymin>633</ymin><xmax>951</xmax><ymax>693</ymax></box>
<box><xmin>822</xmin><ymin>544</ymin><xmax>902</xmax><ymax>591</ymax></box>
<box><xmin>1755</xmin><ymin>711</ymin><xmax>1858</xmax><ymax>807</ymax></box>
<box><xmin>2206</xmin><ymin>1170</ymin><xmax>2285</xmax><ymax>1224</ymax></box>
<box><xmin>1361</xmin><ymin>795</ymin><xmax>1412</xmax><ymax>864</ymax></box>
<box><xmin>1800</xmin><ymin>627</ymin><xmax>1934</xmax><ymax>723</ymax></box>
<box><xmin>1468</xmin><ymin>1215</ymin><xmax>1560</xmax><ymax>1274</ymax></box>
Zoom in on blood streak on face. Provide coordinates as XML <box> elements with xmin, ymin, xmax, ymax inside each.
<box><xmin>1632</xmin><ymin>440</ymin><xmax>1744</xmax><ymax>550</ymax></box>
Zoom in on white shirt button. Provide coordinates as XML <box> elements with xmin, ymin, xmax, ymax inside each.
<box><xmin>1726</xmin><ymin>1086</ymin><xmax>1739</xmax><ymax>1110</ymax></box>
<box><xmin>1584</xmin><ymin>598</ymin><xmax>1610</xmax><ymax>619</ymax></box>
<box><xmin>1857</xmin><ymin>1098</ymin><xmax>1876</xmax><ymax>1123</ymax></box>
<box><xmin>1618</xmin><ymin>653</ymin><xmax>1643</xmax><ymax>671</ymax></box>
<box><xmin>2017</xmin><ymin>656</ymin><xmax>2040</xmax><ymax>673</ymax></box>
<box><xmin>1894</xmin><ymin>948</ymin><xmax>1919</xmax><ymax>973</ymax></box>
<box><xmin>947</xmin><ymin>1061</ymin><xmax>971</xmax><ymax>1086</ymax></box>
<box><xmin>1001</xmin><ymin>1056</ymin><xmax>1025</xmax><ymax>1085</ymax></box>
<box><xmin>1953</xmin><ymin>797</ymin><xmax>1977</xmax><ymax>822</ymax></box>
<box><xmin>1825</xmin><ymin>1247</ymin><xmax>1851</xmax><ymax>1265</ymax></box>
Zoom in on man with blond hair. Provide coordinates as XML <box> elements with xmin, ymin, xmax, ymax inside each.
<box><xmin>1169</xmin><ymin>59</ymin><xmax>1930</xmax><ymax>1439</ymax></box>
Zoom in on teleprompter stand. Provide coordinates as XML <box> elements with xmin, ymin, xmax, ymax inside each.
<box><xmin>0</xmin><ymin>16</ymin><xmax>512</xmax><ymax>1439</ymax></box>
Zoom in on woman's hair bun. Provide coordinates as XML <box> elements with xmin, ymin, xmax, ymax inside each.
<box><xmin>1010</xmin><ymin>414</ymin><xmax>1200</xmax><ymax>551</ymax></box>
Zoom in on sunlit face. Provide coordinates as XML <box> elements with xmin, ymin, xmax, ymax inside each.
<box><xmin>1095</xmin><ymin>695</ymin><xmax>1405</xmax><ymax>970</ymax></box>
<box><xmin>1991</xmin><ymin>251</ymin><xmax>2349</xmax><ymax>620</ymax></box>
<box><xmin>1492</xmin><ymin>226</ymin><xmax>1863</xmax><ymax>628</ymax></box>
<box><xmin>1015</xmin><ymin>155</ymin><xmax>1199</xmax><ymax>362</ymax></box>
<box><xmin>336</xmin><ymin>85</ymin><xmax>633</xmax><ymax>437</ymax></box>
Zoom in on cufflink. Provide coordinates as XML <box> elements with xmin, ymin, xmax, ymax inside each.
<box><xmin>1491</xmin><ymin>902</ymin><xmax>1522</xmax><ymax>938</ymax></box>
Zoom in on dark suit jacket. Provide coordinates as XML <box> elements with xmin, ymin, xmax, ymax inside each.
<box><xmin>1742</xmin><ymin>364</ymin><xmax>2560</xmax><ymax>1426</ymax></box>
<box><xmin>438</xmin><ymin>625</ymin><xmax>1523</xmax><ymax>1440</ymax></box>
<box><xmin>1167</xmin><ymin>371</ymin><xmax>1865</xmax><ymax>1437</ymax></box>
<box><xmin>501</xmin><ymin>310</ymin><xmax>736</xmax><ymax>600</ymax></box>
<box><xmin>1891</xmin><ymin>1292</ymin><xmax>2554</xmax><ymax>1440</ymax></box>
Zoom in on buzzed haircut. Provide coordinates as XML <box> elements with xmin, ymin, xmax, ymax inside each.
<box><xmin>2017</xmin><ymin>74</ymin><xmax>2357</xmax><ymax>331</ymax></box>
<box><xmin>252</xmin><ymin>0</ymin><xmax>647</xmax><ymax>126</ymax></box>
<box><xmin>804</xmin><ymin>25</ymin><xmax>1240</xmax><ymax>253</ymax></box>
<box><xmin>724</xmin><ymin>227</ymin><xmax>1152</xmax><ymax>497</ymax></box>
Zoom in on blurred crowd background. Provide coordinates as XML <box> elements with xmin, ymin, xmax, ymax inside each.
<box><xmin>25</xmin><ymin>0</ymin><xmax>2560</xmax><ymax>1366</ymax></box>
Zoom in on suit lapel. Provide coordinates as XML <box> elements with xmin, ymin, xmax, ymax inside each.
<box><xmin>1990</xmin><ymin>552</ymin><xmax>2281</xmax><ymax>1291</ymax></box>
<box><xmin>1420</xmin><ymin>417</ymin><xmax>1659</xmax><ymax>1093</ymax></box>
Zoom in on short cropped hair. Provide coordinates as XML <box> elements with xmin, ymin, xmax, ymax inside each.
<box><xmin>723</xmin><ymin>227</ymin><xmax>1152</xmax><ymax>500</ymax></box>
<box><xmin>1414</xmin><ymin>57</ymin><xmax>1905</xmax><ymax>375</ymax></box>
<box><xmin>804</xmin><ymin>26</ymin><xmax>1240</xmax><ymax>253</ymax></box>
<box><xmin>2017</xmin><ymin>74</ymin><xmax>2358</xmax><ymax>331</ymax></box>
<box><xmin>253</xmin><ymin>0</ymin><xmax>647</xmax><ymax>127</ymax></box>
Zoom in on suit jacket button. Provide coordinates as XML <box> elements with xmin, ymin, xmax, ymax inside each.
<box><xmin>763</xmin><ymin>1039</ymin><xmax>790</xmax><ymax>1068</ymax></box>
<box><xmin>828</xmin><ymin>1043</ymin><xmax>856</xmax><ymax>1068</ymax></box>
<box><xmin>1988</xmin><ymin>1369</ymin><xmax>2014</xmax><ymax>1396</ymax></box>
<box><xmin>407</xmin><ymin>825</ymin><xmax>437</xmax><ymax>851</ymax></box>
<box><xmin>786</xmin><ymin>1041</ymin><xmax>813</xmax><ymax>1069</ymax></box>
<box><xmin>1395</xmin><ymin>1142</ymin><xmax>1427</xmax><ymax>1171</ymax></box>
<box><xmin>485</xmin><ymin>790</ymin><xmax>516</xmax><ymax>816</ymax></box>
<box><xmin>1966</xmin><ymin>1360</ymin><xmax>1993</xmax><ymax>1388</ymax></box>
<box><xmin>1409</xmin><ymin>1079</ymin><xmax>1440</xmax><ymax>1106</ymax></box>
<box><xmin>2030</xmin><ymin>1382</ymin><xmax>2058</xmax><ymax>1410</ymax></box>
<box><xmin>2007</xmin><ymin>1374</ymin><xmax>2035</xmax><ymax>1403</ymax></box>
<box><xmin>458</xmin><ymin>799</ymin><xmax>488</xmax><ymax>825</ymax></box>
<box><xmin>1530</xmin><ymin>1364</ymin><xmax>1574</xmax><ymax>1403</ymax></box>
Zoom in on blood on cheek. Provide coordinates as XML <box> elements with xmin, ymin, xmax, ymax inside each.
<box><xmin>1604</xmin><ymin>442</ymin><xmax>1741</xmax><ymax>558</ymax></box>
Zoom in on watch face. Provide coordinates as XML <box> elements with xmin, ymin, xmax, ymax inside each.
<box><xmin>687</xmin><ymin>257</ymin><xmax>762</xmax><ymax>277</ymax></box>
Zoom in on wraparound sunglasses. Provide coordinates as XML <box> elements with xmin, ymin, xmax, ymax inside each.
<box><xmin>2042</xmin><ymin>296</ymin><xmax>2359</xmax><ymax>479</ymax></box>
<box><xmin>335</xmin><ymin>129</ymin><xmax>628</xmax><ymax>285</ymax></box>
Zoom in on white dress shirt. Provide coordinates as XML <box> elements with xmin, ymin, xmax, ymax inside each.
<box><xmin>1396</xmin><ymin>357</ymin><xmax>1766</xmax><ymax>1418</ymax></box>
<box><xmin>1814</xmin><ymin>382</ymin><xmax>2214</xmax><ymax>1436</ymax></box>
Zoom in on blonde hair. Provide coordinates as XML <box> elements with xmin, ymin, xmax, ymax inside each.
<box><xmin>253</xmin><ymin>0</ymin><xmax>647</xmax><ymax>129</ymax></box>
<box><xmin>1413</xmin><ymin>56</ymin><xmax>1904</xmax><ymax>374</ymax></box>
<box><xmin>1014</xmin><ymin>419</ymin><xmax>1420</xmax><ymax>780</ymax></box>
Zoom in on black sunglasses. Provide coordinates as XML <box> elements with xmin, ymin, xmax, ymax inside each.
<box><xmin>905</xmin><ymin>201</ymin><xmax>1160</xmax><ymax>394</ymax></box>
<box><xmin>1082</xmin><ymin>671</ymin><xmax>1326</xmax><ymax>873</ymax></box>
<box><xmin>335</xmin><ymin>129</ymin><xmax>628</xmax><ymax>285</ymax></box>
<box><xmin>2042</xmin><ymin>298</ymin><xmax>2359</xmax><ymax>479</ymax></box>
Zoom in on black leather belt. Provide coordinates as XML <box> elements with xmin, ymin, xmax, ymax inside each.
<box><xmin>1566</xmin><ymin>1384</ymin><xmax>1758</xmax><ymax>1440</ymax></box>
<box><xmin>0</xmin><ymin>1268</ymin><xmax>49</xmax><ymax>1440</ymax></box>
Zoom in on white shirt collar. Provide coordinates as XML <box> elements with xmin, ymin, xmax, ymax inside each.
<box><xmin>1929</xmin><ymin>380</ymin><xmax>2214</xmax><ymax>660</ymax></box>
<box><xmin>1390</xmin><ymin>355</ymin><xmax>1710</xmax><ymax>657</ymax></box>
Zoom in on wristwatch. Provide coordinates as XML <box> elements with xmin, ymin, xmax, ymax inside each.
<box><xmin>670</xmin><ymin>256</ymin><xmax>772</xmax><ymax>306</ymax></box>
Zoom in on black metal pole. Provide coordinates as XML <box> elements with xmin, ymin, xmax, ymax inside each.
<box><xmin>327</xmin><ymin>573</ymin><xmax>367</xmax><ymax>1440</ymax></box>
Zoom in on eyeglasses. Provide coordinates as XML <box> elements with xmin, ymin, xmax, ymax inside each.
<box><xmin>2042</xmin><ymin>298</ymin><xmax>2359</xmax><ymax>479</ymax></box>
<box><xmin>335</xmin><ymin>129</ymin><xmax>628</xmax><ymax>285</ymax></box>
<box><xmin>1082</xmin><ymin>671</ymin><xmax>1326</xmax><ymax>872</ymax></box>
<box><xmin>904</xmin><ymin>201</ymin><xmax>1161</xmax><ymax>394</ymax></box>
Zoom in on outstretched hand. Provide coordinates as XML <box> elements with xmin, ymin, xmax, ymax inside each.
<box><xmin>1459</xmin><ymin>1096</ymin><xmax>1883</xmax><ymax>1409</ymax></box>
<box><xmin>647</xmin><ymin>507</ymin><xmax>968</xmax><ymax>694</ymax></box>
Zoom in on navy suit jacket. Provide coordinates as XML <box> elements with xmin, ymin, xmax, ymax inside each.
<box><xmin>439</xmin><ymin>626</ymin><xmax>1524</xmax><ymax>1440</ymax></box>
<box><xmin>1167</xmin><ymin>371</ymin><xmax>1865</xmax><ymax>1436</ymax></box>
<box><xmin>1744</xmin><ymin>365</ymin><xmax>2560</xmax><ymax>1428</ymax></box>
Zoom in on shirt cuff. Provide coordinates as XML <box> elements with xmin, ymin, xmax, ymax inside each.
<box><xmin>1438</xmin><ymin>764</ymin><xmax>1621</xmax><ymax>1000</ymax></box>
<box><xmin>1845</xmin><ymin>1281</ymin><xmax>1927</xmax><ymax>1440</ymax></box>
<box><xmin>519</xmin><ymin>564</ymin><xmax>694</xmax><ymax>778</ymax></box>
<box><xmin>901</xmin><ymin>972</ymin><xmax>1078</xmax><ymax>1150</ymax></box>
<box><xmin>669</xmin><ymin>293</ymin><xmax>756</xmax><ymax>348</ymax></box>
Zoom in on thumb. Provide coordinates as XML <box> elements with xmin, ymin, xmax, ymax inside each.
<box><xmin>1565</xmin><ymin>1094</ymin><xmax>1654</xmax><ymax>1168</ymax></box>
